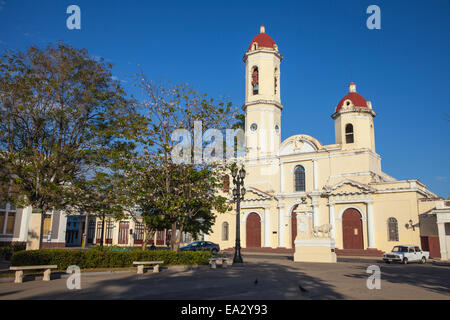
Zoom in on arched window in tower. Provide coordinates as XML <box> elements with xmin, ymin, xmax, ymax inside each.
<box><xmin>251</xmin><ymin>67</ymin><xmax>259</xmax><ymax>95</ymax></box>
<box><xmin>222</xmin><ymin>222</ymin><xmax>229</xmax><ymax>241</ymax></box>
<box><xmin>388</xmin><ymin>217</ymin><xmax>399</xmax><ymax>241</ymax></box>
<box><xmin>223</xmin><ymin>175</ymin><xmax>230</xmax><ymax>193</ymax></box>
<box><xmin>294</xmin><ymin>165</ymin><xmax>306</xmax><ymax>192</ymax></box>
<box><xmin>345</xmin><ymin>124</ymin><xmax>354</xmax><ymax>144</ymax></box>
<box><xmin>274</xmin><ymin>68</ymin><xmax>278</xmax><ymax>94</ymax></box>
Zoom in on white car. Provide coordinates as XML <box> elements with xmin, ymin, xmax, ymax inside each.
<box><xmin>383</xmin><ymin>245</ymin><xmax>429</xmax><ymax>264</ymax></box>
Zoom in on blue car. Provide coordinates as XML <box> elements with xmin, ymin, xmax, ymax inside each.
<box><xmin>179</xmin><ymin>241</ymin><xmax>220</xmax><ymax>254</ymax></box>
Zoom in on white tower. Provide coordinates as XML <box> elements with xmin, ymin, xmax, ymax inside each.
<box><xmin>243</xmin><ymin>25</ymin><xmax>283</xmax><ymax>159</ymax></box>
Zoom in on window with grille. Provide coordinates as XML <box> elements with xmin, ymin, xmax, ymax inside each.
<box><xmin>294</xmin><ymin>165</ymin><xmax>306</xmax><ymax>192</ymax></box>
<box><xmin>222</xmin><ymin>222</ymin><xmax>229</xmax><ymax>241</ymax></box>
<box><xmin>135</xmin><ymin>222</ymin><xmax>145</xmax><ymax>244</ymax></box>
<box><xmin>105</xmin><ymin>220</ymin><xmax>114</xmax><ymax>243</ymax></box>
<box><xmin>388</xmin><ymin>217</ymin><xmax>399</xmax><ymax>241</ymax></box>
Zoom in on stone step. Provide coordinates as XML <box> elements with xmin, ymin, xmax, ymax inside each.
<box><xmin>223</xmin><ymin>247</ymin><xmax>295</xmax><ymax>254</ymax></box>
<box><xmin>335</xmin><ymin>249</ymin><xmax>384</xmax><ymax>257</ymax></box>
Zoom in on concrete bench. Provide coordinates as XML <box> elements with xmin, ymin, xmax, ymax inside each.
<box><xmin>10</xmin><ymin>265</ymin><xmax>58</xmax><ymax>283</ymax></box>
<box><xmin>209</xmin><ymin>258</ymin><xmax>232</xmax><ymax>269</ymax></box>
<box><xmin>133</xmin><ymin>261</ymin><xmax>164</xmax><ymax>274</ymax></box>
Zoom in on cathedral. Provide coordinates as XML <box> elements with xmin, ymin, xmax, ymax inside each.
<box><xmin>208</xmin><ymin>26</ymin><xmax>444</xmax><ymax>255</ymax></box>
<box><xmin>2</xmin><ymin>26</ymin><xmax>449</xmax><ymax>259</ymax></box>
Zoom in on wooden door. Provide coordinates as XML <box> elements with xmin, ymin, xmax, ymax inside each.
<box><xmin>118</xmin><ymin>221</ymin><xmax>129</xmax><ymax>245</ymax></box>
<box><xmin>246</xmin><ymin>213</ymin><xmax>261</xmax><ymax>248</ymax></box>
<box><xmin>428</xmin><ymin>237</ymin><xmax>441</xmax><ymax>258</ymax></box>
<box><xmin>342</xmin><ymin>208</ymin><xmax>364</xmax><ymax>249</ymax></box>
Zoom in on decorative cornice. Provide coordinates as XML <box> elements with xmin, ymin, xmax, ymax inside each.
<box><xmin>242</xmin><ymin>100</ymin><xmax>284</xmax><ymax>111</ymax></box>
<box><xmin>331</xmin><ymin>107</ymin><xmax>376</xmax><ymax>120</ymax></box>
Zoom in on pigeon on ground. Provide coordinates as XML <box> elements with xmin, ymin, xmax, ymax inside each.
<box><xmin>298</xmin><ymin>284</ymin><xmax>308</xmax><ymax>293</ymax></box>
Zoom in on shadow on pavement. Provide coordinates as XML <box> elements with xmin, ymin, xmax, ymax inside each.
<box><xmin>344</xmin><ymin>263</ymin><xmax>450</xmax><ymax>296</ymax></box>
<box><xmin>21</xmin><ymin>259</ymin><xmax>346</xmax><ymax>300</ymax></box>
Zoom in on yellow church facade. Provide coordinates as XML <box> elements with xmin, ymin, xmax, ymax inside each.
<box><xmin>208</xmin><ymin>26</ymin><xmax>440</xmax><ymax>255</ymax></box>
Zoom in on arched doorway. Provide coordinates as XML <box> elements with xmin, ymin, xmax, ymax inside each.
<box><xmin>342</xmin><ymin>208</ymin><xmax>364</xmax><ymax>249</ymax></box>
<box><xmin>246</xmin><ymin>213</ymin><xmax>261</xmax><ymax>248</ymax></box>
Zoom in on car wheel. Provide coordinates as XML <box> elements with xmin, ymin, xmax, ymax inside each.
<box><xmin>211</xmin><ymin>248</ymin><xmax>218</xmax><ymax>255</ymax></box>
<box><xmin>421</xmin><ymin>257</ymin><xmax>426</xmax><ymax>264</ymax></box>
<box><xmin>403</xmin><ymin>258</ymin><xmax>408</xmax><ymax>265</ymax></box>
<box><xmin>385</xmin><ymin>260</ymin><xmax>390</xmax><ymax>264</ymax></box>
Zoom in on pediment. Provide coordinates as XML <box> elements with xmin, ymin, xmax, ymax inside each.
<box><xmin>323</xmin><ymin>179</ymin><xmax>374</xmax><ymax>195</ymax></box>
<box><xmin>279</xmin><ymin>135</ymin><xmax>322</xmax><ymax>156</ymax></box>
<box><xmin>243</xmin><ymin>187</ymin><xmax>273</xmax><ymax>201</ymax></box>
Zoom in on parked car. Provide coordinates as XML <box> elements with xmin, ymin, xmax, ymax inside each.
<box><xmin>383</xmin><ymin>245</ymin><xmax>429</xmax><ymax>264</ymax></box>
<box><xmin>179</xmin><ymin>241</ymin><xmax>220</xmax><ymax>254</ymax></box>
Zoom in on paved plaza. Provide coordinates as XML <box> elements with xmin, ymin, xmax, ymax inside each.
<box><xmin>0</xmin><ymin>255</ymin><xmax>449</xmax><ymax>300</ymax></box>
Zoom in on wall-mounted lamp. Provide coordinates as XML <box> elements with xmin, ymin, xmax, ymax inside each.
<box><xmin>405</xmin><ymin>219</ymin><xmax>416</xmax><ymax>231</ymax></box>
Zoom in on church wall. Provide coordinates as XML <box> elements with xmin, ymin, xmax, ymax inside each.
<box><xmin>371</xmin><ymin>191</ymin><xmax>421</xmax><ymax>252</ymax></box>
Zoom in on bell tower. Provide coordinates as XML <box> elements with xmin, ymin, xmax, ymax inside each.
<box><xmin>244</xmin><ymin>25</ymin><xmax>283</xmax><ymax>159</ymax></box>
<box><xmin>332</xmin><ymin>83</ymin><xmax>377</xmax><ymax>152</ymax></box>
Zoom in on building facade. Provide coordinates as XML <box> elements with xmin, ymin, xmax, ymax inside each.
<box><xmin>207</xmin><ymin>26</ymin><xmax>443</xmax><ymax>255</ymax></box>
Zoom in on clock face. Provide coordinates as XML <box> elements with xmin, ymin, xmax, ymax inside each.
<box><xmin>250</xmin><ymin>123</ymin><xmax>258</xmax><ymax>132</ymax></box>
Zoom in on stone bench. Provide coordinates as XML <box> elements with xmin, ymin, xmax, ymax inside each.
<box><xmin>10</xmin><ymin>265</ymin><xmax>58</xmax><ymax>283</ymax></box>
<box><xmin>133</xmin><ymin>261</ymin><xmax>164</xmax><ymax>274</ymax></box>
<box><xmin>209</xmin><ymin>258</ymin><xmax>232</xmax><ymax>269</ymax></box>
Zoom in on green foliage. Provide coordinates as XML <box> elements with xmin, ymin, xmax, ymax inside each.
<box><xmin>10</xmin><ymin>249</ymin><xmax>212</xmax><ymax>269</ymax></box>
<box><xmin>0</xmin><ymin>43</ymin><xmax>141</xmax><ymax>247</ymax></box>
<box><xmin>0</xmin><ymin>243</ymin><xmax>26</xmax><ymax>260</ymax></box>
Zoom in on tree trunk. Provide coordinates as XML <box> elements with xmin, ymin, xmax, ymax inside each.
<box><xmin>38</xmin><ymin>211</ymin><xmax>45</xmax><ymax>250</ymax></box>
<box><xmin>100</xmin><ymin>214</ymin><xmax>105</xmax><ymax>247</ymax></box>
<box><xmin>82</xmin><ymin>212</ymin><xmax>89</xmax><ymax>248</ymax></box>
<box><xmin>170</xmin><ymin>222</ymin><xmax>178</xmax><ymax>251</ymax></box>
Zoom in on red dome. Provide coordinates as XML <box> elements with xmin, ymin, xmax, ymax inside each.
<box><xmin>336</xmin><ymin>83</ymin><xmax>368</xmax><ymax>112</ymax></box>
<box><xmin>248</xmin><ymin>26</ymin><xmax>277</xmax><ymax>51</ymax></box>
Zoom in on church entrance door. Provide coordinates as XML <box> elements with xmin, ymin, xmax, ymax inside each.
<box><xmin>246</xmin><ymin>213</ymin><xmax>261</xmax><ymax>248</ymax></box>
<box><xmin>342</xmin><ymin>208</ymin><xmax>364</xmax><ymax>249</ymax></box>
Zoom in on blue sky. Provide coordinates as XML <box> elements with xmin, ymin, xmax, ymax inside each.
<box><xmin>0</xmin><ymin>0</ymin><xmax>449</xmax><ymax>197</ymax></box>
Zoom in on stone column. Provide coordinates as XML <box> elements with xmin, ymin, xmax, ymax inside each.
<box><xmin>312</xmin><ymin>199</ymin><xmax>319</xmax><ymax>227</ymax></box>
<box><xmin>264</xmin><ymin>207</ymin><xmax>270</xmax><ymax>247</ymax></box>
<box><xmin>278</xmin><ymin>204</ymin><xmax>285</xmax><ymax>247</ymax></box>
<box><xmin>313</xmin><ymin>159</ymin><xmax>318</xmax><ymax>191</ymax></box>
<box><xmin>367</xmin><ymin>201</ymin><xmax>376</xmax><ymax>249</ymax></box>
<box><xmin>328</xmin><ymin>203</ymin><xmax>336</xmax><ymax>241</ymax></box>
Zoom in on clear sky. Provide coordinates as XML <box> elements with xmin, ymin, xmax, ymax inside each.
<box><xmin>0</xmin><ymin>0</ymin><xmax>449</xmax><ymax>197</ymax></box>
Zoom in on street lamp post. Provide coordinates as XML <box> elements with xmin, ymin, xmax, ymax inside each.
<box><xmin>231</xmin><ymin>166</ymin><xmax>246</xmax><ymax>264</ymax></box>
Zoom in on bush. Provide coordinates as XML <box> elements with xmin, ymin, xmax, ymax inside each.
<box><xmin>11</xmin><ymin>249</ymin><xmax>212</xmax><ymax>270</ymax></box>
<box><xmin>0</xmin><ymin>243</ymin><xmax>26</xmax><ymax>260</ymax></box>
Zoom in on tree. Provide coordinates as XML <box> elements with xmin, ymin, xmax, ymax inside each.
<box><xmin>0</xmin><ymin>43</ymin><xmax>139</xmax><ymax>249</ymax></box>
<box><xmin>132</xmin><ymin>75</ymin><xmax>239</xmax><ymax>251</ymax></box>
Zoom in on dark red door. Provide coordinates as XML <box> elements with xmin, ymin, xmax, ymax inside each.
<box><xmin>246</xmin><ymin>213</ymin><xmax>261</xmax><ymax>248</ymax></box>
<box><xmin>342</xmin><ymin>208</ymin><xmax>364</xmax><ymax>249</ymax></box>
<box><xmin>428</xmin><ymin>236</ymin><xmax>441</xmax><ymax>258</ymax></box>
<box><xmin>118</xmin><ymin>222</ymin><xmax>129</xmax><ymax>245</ymax></box>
